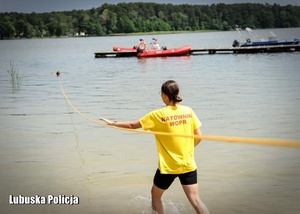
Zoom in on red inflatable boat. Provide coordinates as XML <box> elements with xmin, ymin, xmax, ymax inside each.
<box><xmin>113</xmin><ymin>46</ymin><xmax>137</xmax><ymax>52</ymax></box>
<box><xmin>137</xmin><ymin>46</ymin><xmax>191</xmax><ymax>57</ymax></box>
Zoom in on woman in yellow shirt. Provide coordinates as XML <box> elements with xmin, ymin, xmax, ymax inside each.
<box><xmin>99</xmin><ymin>80</ymin><xmax>209</xmax><ymax>214</ymax></box>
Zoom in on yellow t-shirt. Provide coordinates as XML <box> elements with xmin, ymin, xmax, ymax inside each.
<box><xmin>139</xmin><ymin>105</ymin><xmax>201</xmax><ymax>174</ymax></box>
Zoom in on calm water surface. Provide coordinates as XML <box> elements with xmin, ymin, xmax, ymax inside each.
<box><xmin>0</xmin><ymin>28</ymin><xmax>300</xmax><ymax>214</ymax></box>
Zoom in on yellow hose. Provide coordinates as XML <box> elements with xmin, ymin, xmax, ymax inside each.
<box><xmin>58</xmin><ymin>77</ymin><xmax>300</xmax><ymax>148</ymax></box>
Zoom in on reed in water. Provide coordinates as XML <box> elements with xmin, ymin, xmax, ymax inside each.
<box><xmin>7</xmin><ymin>61</ymin><xmax>21</xmax><ymax>91</ymax></box>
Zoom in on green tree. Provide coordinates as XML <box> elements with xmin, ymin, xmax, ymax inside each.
<box><xmin>171</xmin><ymin>12</ymin><xmax>189</xmax><ymax>30</ymax></box>
<box><xmin>0</xmin><ymin>19</ymin><xmax>15</xmax><ymax>39</ymax></box>
<box><xmin>76</xmin><ymin>12</ymin><xmax>90</xmax><ymax>34</ymax></box>
<box><xmin>100</xmin><ymin>9</ymin><xmax>117</xmax><ymax>34</ymax></box>
<box><xmin>118</xmin><ymin>15</ymin><xmax>135</xmax><ymax>33</ymax></box>
<box><xmin>1</xmin><ymin>2</ymin><xmax>300</xmax><ymax>39</ymax></box>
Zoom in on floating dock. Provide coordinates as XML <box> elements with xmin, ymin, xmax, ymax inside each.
<box><xmin>94</xmin><ymin>44</ymin><xmax>300</xmax><ymax>58</ymax></box>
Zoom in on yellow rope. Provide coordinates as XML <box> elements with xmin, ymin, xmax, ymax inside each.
<box><xmin>58</xmin><ymin>77</ymin><xmax>300</xmax><ymax>148</ymax></box>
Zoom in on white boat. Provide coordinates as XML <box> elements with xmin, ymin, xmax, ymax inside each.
<box><xmin>232</xmin><ymin>27</ymin><xmax>299</xmax><ymax>47</ymax></box>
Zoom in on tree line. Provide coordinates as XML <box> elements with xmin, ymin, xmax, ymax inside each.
<box><xmin>0</xmin><ymin>2</ymin><xmax>299</xmax><ymax>39</ymax></box>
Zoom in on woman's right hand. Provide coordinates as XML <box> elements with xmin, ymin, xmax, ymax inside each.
<box><xmin>98</xmin><ymin>117</ymin><xmax>115</xmax><ymax>126</ymax></box>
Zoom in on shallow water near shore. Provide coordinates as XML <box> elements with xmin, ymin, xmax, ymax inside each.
<box><xmin>0</xmin><ymin>28</ymin><xmax>300</xmax><ymax>213</ymax></box>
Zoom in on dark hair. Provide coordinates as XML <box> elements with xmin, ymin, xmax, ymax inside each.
<box><xmin>161</xmin><ymin>80</ymin><xmax>183</xmax><ymax>103</ymax></box>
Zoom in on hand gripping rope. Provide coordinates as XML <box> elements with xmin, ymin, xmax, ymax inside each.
<box><xmin>56</xmin><ymin>72</ymin><xmax>300</xmax><ymax>148</ymax></box>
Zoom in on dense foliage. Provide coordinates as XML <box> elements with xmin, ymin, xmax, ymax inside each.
<box><xmin>1</xmin><ymin>2</ymin><xmax>299</xmax><ymax>39</ymax></box>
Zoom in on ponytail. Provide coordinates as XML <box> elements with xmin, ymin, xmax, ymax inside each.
<box><xmin>161</xmin><ymin>80</ymin><xmax>182</xmax><ymax>103</ymax></box>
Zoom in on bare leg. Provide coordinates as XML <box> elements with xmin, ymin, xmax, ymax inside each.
<box><xmin>151</xmin><ymin>184</ymin><xmax>165</xmax><ymax>214</ymax></box>
<box><xmin>182</xmin><ymin>184</ymin><xmax>209</xmax><ymax>214</ymax></box>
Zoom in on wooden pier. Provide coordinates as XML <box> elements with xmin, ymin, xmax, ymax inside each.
<box><xmin>94</xmin><ymin>44</ymin><xmax>300</xmax><ymax>58</ymax></box>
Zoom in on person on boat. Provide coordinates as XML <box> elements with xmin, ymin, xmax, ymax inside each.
<box><xmin>152</xmin><ymin>38</ymin><xmax>161</xmax><ymax>50</ymax></box>
<box><xmin>99</xmin><ymin>80</ymin><xmax>210</xmax><ymax>214</ymax></box>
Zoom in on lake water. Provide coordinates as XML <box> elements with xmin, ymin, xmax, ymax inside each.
<box><xmin>0</xmin><ymin>28</ymin><xmax>300</xmax><ymax>214</ymax></box>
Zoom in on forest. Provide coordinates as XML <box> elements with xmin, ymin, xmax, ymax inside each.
<box><xmin>0</xmin><ymin>2</ymin><xmax>299</xmax><ymax>39</ymax></box>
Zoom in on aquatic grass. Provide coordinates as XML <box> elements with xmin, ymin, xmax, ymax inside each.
<box><xmin>7</xmin><ymin>61</ymin><xmax>21</xmax><ymax>91</ymax></box>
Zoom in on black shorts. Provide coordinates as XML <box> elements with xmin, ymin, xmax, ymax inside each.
<box><xmin>153</xmin><ymin>169</ymin><xmax>198</xmax><ymax>190</ymax></box>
